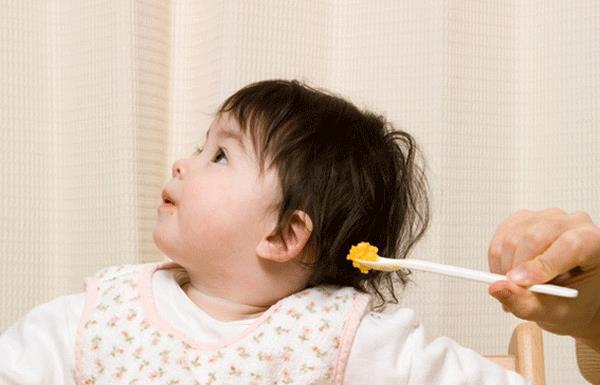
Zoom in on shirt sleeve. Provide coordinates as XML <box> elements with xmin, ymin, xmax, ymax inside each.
<box><xmin>0</xmin><ymin>293</ymin><xmax>84</xmax><ymax>385</ymax></box>
<box><xmin>344</xmin><ymin>306</ymin><xmax>530</xmax><ymax>385</ymax></box>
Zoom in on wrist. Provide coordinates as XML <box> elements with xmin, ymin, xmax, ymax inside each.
<box><xmin>577</xmin><ymin>337</ymin><xmax>600</xmax><ymax>355</ymax></box>
<box><xmin>575</xmin><ymin>338</ymin><xmax>600</xmax><ymax>384</ymax></box>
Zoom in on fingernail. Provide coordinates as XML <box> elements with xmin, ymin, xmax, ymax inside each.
<box><xmin>491</xmin><ymin>288</ymin><xmax>512</xmax><ymax>300</ymax></box>
<box><xmin>507</xmin><ymin>267</ymin><xmax>529</xmax><ymax>285</ymax></box>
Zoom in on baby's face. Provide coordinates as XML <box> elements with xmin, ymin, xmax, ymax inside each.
<box><xmin>153</xmin><ymin>112</ymin><xmax>281</xmax><ymax>281</ymax></box>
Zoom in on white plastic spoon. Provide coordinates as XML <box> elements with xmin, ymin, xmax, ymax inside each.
<box><xmin>355</xmin><ymin>256</ymin><xmax>578</xmax><ymax>298</ymax></box>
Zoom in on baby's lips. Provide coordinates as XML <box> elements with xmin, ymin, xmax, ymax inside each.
<box><xmin>161</xmin><ymin>189</ymin><xmax>178</xmax><ymax>205</ymax></box>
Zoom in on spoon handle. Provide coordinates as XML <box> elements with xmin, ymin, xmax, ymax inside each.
<box><xmin>359</xmin><ymin>257</ymin><xmax>578</xmax><ymax>298</ymax></box>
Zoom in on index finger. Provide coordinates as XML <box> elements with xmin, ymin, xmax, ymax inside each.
<box><xmin>487</xmin><ymin>210</ymin><xmax>534</xmax><ymax>273</ymax></box>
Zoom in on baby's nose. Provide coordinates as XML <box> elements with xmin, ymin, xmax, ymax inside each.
<box><xmin>171</xmin><ymin>159</ymin><xmax>184</xmax><ymax>178</ymax></box>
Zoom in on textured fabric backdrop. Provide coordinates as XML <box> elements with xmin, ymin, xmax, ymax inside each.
<box><xmin>1</xmin><ymin>1</ymin><xmax>598</xmax><ymax>384</ymax></box>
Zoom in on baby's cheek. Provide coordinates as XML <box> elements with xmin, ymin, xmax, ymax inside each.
<box><xmin>183</xmin><ymin>201</ymin><xmax>239</xmax><ymax>246</ymax></box>
<box><xmin>182</xmin><ymin>202</ymin><xmax>218</xmax><ymax>233</ymax></box>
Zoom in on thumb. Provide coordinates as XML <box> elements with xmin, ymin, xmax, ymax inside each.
<box><xmin>507</xmin><ymin>257</ymin><xmax>562</xmax><ymax>287</ymax></box>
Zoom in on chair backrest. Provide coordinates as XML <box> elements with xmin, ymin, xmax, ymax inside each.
<box><xmin>485</xmin><ymin>322</ymin><xmax>545</xmax><ymax>385</ymax></box>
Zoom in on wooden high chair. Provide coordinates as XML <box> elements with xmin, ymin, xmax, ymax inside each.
<box><xmin>485</xmin><ymin>322</ymin><xmax>545</xmax><ymax>385</ymax></box>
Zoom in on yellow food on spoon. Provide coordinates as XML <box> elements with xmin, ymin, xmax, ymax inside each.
<box><xmin>346</xmin><ymin>242</ymin><xmax>380</xmax><ymax>274</ymax></box>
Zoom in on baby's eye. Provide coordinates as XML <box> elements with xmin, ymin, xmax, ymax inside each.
<box><xmin>212</xmin><ymin>148</ymin><xmax>228</xmax><ymax>165</ymax></box>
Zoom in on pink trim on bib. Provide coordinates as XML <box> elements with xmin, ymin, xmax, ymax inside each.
<box><xmin>74</xmin><ymin>276</ymin><xmax>99</xmax><ymax>384</ymax></box>
<box><xmin>333</xmin><ymin>292</ymin><xmax>371</xmax><ymax>384</ymax></box>
<box><xmin>138</xmin><ymin>261</ymin><xmax>282</xmax><ymax>351</ymax></box>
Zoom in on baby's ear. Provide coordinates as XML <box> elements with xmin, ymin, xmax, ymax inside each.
<box><xmin>256</xmin><ymin>210</ymin><xmax>313</xmax><ymax>263</ymax></box>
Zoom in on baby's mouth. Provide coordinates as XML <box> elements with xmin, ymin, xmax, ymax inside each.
<box><xmin>161</xmin><ymin>189</ymin><xmax>177</xmax><ymax>206</ymax></box>
<box><xmin>158</xmin><ymin>202</ymin><xmax>176</xmax><ymax>216</ymax></box>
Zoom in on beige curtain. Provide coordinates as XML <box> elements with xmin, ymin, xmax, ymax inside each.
<box><xmin>1</xmin><ymin>1</ymin><xmax>598</xmax><ymax>384</ymax></box>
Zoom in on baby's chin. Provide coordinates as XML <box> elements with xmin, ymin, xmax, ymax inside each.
<box><xmin>151</xmin><ymin>231</ymin><xmax>203</xmax><ymax>267</ymax></box>
<box><xmin>152</xmin><ymin>226</ymin><xmax>178</xmax><ymax>260</ymax></box>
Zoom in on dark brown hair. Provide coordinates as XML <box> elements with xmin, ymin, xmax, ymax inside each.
<box><xmin>214</xmin><ymin>79</ymin><xmax>430</xmax><ymax>308</ymax></box>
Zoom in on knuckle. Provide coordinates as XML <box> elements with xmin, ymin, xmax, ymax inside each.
<box><xmin>524</xmin><ymin>226</ymin><xmax>548</xmax><ymax>245</ymax></box>
<box><xmin>587</xmin><ymin>225</ymin><xmax>600</xmax><ymax>244</ymax></box>
<box><xmin>570</xmin><ymin>210</ymin><xmax>592</xmax><ymax>223</ymax></box>
<box><xmin>488</xmin><ymin>241</ymin><xmax>502</xmax><ymax>259</ymax></box>
<box><xmin>513</xmin><ymin>209</ymin><xmax>533</xmax><ymax>219</ymax></box>
<box><xmin>535</xmin><ymin>256</ymin><xmax>556</xmax><ymax>277</ymax></box>
<box><xmin>544</xmin><ymin>207</ymin><xmax>566</xmax><ymax>216</ymax></box>
<box><xmin>503</xmin><ymin>234</ymin><xmax>521</xmax><ymax>251</ymax></box>
<box><xmin>561</xmin><ymin>231</ymin><xmax>583</xmax><ymax>255</ymax></box>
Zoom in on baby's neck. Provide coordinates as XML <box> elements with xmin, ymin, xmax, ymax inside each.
<box><xmin>181</xmin><ymin>281</ymin><xmax>270</xmax><ymax>322</ymax></box>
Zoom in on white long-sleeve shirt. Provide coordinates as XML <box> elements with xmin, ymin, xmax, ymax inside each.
<box><xmin>0</xmin><ymin>268</ymin><xmax>528</xmax><ymax>385</ymax></box>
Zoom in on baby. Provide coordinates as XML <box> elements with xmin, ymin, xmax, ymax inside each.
<box><xmin>0</xmin><ymin>79</ymin><xmax>528</xmax><ymax>384</ymax></box>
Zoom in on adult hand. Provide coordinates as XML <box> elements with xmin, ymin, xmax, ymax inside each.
<box><xmin>487</xmin><ymin>208</ymin><xmax>600</xmax><ymax>352</ymax></box>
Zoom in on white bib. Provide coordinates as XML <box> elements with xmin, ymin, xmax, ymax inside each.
<box><xmin>75</xmin><ymin>262</ymin><xmax>371</xmax><ymax>384</ymax></box>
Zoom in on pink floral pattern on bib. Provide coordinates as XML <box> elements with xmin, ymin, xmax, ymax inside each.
<box><xmin>75</xmin><ymin>263</ymin><xmax>370</xmax><ymax>384</ymax></box>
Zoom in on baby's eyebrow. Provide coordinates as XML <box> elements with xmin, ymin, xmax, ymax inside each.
<box><xmin>205</xmin><ymin>126</ymin><xmax>245</xmax><ymax>150</ymax></box>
